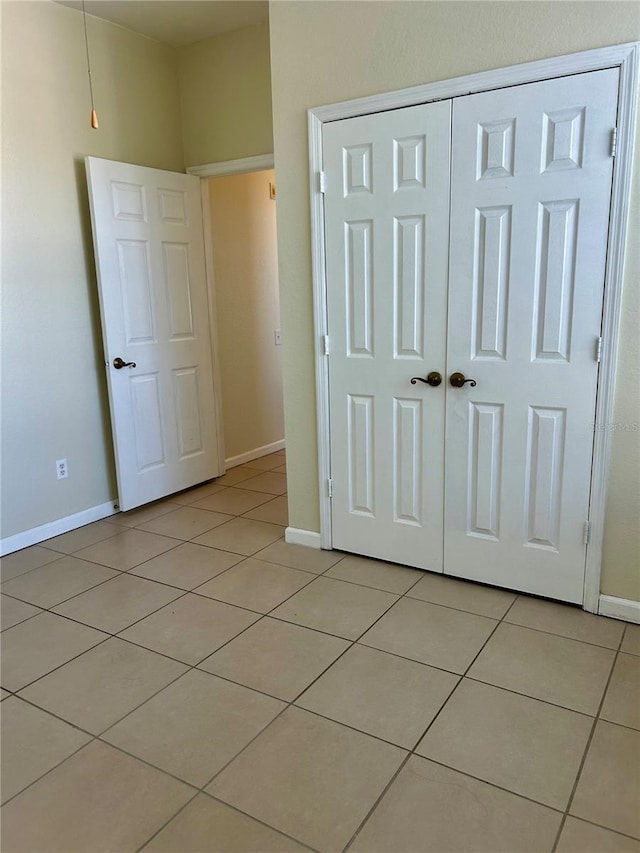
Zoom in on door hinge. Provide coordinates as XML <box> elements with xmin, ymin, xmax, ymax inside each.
<box><xmin>322</xmin><ymin>334</ymin><xmax>330</xmax><ymax>355</ymax></box>
<box><xmin>319</xmin><ymin>171</ymin><xmax>327</xmax><ymax>193</ymax></box>
<box><xmin>595</xmin><ymin>336</ymin><xmax>603</xmax><ymax>363</ymax></box>
<box><xmin>583</xmin><ymin>521</ymin><xmax>592</xmax><ymax>545</ymax></box>
<box><xmin>611</xmin><ymin>127</ymin><xmax>618</xmax><ymax>157</ymax></box>
<box><xmin>327</xmin><ymin>478</ymin><xmax>333</xmax><ymax>499</ymax></box>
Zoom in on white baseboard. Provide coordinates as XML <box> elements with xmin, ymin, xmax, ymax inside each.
<box><xmin>285</xmin><ymin>527</ymin><xmax>322</xmax><ymax>549</ymax></box>
<box><xmin>0</xmin><ymin>501</ymin><xmax>118</xmax><ymax>556</ymax></box>
<box><xmin>225</xmin><ymin>440</ymin><xmax>285</xmax><ymax>469</ymax></box>
<box><xmin>598</xmin><ymin>594</ymin><xmax>640</xmax><ymax>624</ymax></box>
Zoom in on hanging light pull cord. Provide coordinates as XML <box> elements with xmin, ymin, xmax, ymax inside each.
<box><xmin>82</xmin><ymin>1</ymin><xmax>99</xmax><ymax>129</ymax></box>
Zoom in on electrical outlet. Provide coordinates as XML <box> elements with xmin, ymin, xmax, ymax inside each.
<box><xmin>56</xmin><ymin>458</ymin><xmax>68</xmax><ymax>480</ymax></box>
<box><xmin>274</xmin><ymin>329</ymin><xmax>282</xmax><ymax>346</ymax></box>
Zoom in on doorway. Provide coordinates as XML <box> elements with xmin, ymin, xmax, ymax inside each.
<box><xmin>206</xmin><ymin>169</ymin><xmax>285</xmax><ymax>469</ymax></box>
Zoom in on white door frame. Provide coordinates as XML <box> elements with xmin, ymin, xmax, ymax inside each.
<box><xmin>186</xmin><ymin>154</ymin><xmax>277</xmax><ymax>473</ymax></box>
<box><xmin>308</xmin><ymin>42</ymin><xmax>639</xmax><ymax>613</ymax></box>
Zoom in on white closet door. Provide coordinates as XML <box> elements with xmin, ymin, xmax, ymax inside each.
<box><xmin>323</xmin><ymin>101</ymin><xmax>451</xmax><ymax>570</ymax></box>
<box><xmin>444</xmin><ymin>69</ymin><xmax>618</xmax><ymax>602</ymax></box>
<box><xmin>86</xmin><ymin>157</ymin><xmax>222</xmax><ymax>511</ymax></box>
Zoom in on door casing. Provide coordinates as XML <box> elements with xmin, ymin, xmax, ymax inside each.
<box><xmin>308</xmin><ymin>42</ymin><xmax>639</xmax><ymax>613</ymax></box>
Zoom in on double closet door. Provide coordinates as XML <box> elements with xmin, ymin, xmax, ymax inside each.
<box><xmin>323</xmin><ymin>69</ymin><xmax>618</xmax><ymax>603</ymax></box>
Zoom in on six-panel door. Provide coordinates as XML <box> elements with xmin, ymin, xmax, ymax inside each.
<box><xmin>323</xmin><ymin>101</ymin><xmax>452</xmax><ymax>571</ymax></box>
<box><xmin>86</xmin><ymin>158</ymin><xmax>222</xmax><ymax>511</ymax></box>
<box><xmin>445</xmin><ymin>69</ymin><xmax>618</xmax><ymax>602</ymax></box>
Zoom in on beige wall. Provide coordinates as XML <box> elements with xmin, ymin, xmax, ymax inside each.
<box><xmin>269</xmin><ymin>1</ymin><xmax>640</xmax><ymax>600</ymax></box>
<box><xmin>1</xmin><ymin>1</ymin><xmax>184</xmax><ymax>540</ymax></box>
<box><xmin>178</xmin><ymin>21</ymin><xmax>273</xmax><ymax>167</ymax></box>
<box><xmin>207</xmin><ymin>170</ymin><xmax>284</xmax><ymax>461</ymax></box>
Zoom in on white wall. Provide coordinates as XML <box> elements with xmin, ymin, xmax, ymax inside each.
<box><xmin>208</xmin><ymin>170</ymin><xmax>284</xmax><ymax>461</ymax></box>
<box><xmin>1</xmin><ymin>1</ymin><xmax>185</xmax><ymax>541</ymax></box>
<box><xmin>269</xmin><ymin>0</ymin><xmax>640</xmax><ymax>600</ymax></box>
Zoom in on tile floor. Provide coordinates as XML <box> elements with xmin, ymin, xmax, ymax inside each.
<box><xmin>1</xmin><ymin>449</ymin><xmax>639</xmax><ymax>852</ymax></box>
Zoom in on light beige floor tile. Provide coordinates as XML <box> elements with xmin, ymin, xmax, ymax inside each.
<box><xmin>200</xmin><ymin>617</ymin><xmax>349</xmax><ymax>701</ymax></box>
<box><xmin>53</xmin><ymin>574</ymin><xmax>182</xmax><ymax>634</ymax></box>
<box><xmin>254</xmin><ymin>540</ymin><xmax>343</xmax><ymax>574</ymax></box>
<box><xmin>43</xmin><ymin>520</ymin><xmax>122</xmax><ymax>554</ymax></box>
<box><xmin>622</xmin><ymin>624</ymin><xmax>640</xmax><ymax>656</ymax></box>
<box><xmin>297</xmin><ymin>644</ymin><xmax>458</xmax><ymax>748</ymax></box>
<box><xmin>1</xmin><ymin>555</ymin><xmax>119</xmax><ymax>608</ymax></box>
<box><xmin>407</xmin><ymin>571</ymin><xmax>516</xmax><ymax>619</ymax></box>
<box><xmin>109</xmin><ymin>499</ymin><xmax>182</xmax><ymax>526</ymax></box>
<box><xmin>325</xmin><ymin>554</ymin><xmax>423</xmax><ymax>594</ymax></box>
<box><xmin>0</xmin><ymin>740</ymin><xmax>193</xmax><ymax>853</ymax></box>
<box><xmin>143</xmin><ymin>794</ymin><xmax>307</xmax><ymax>852</ymax></box>
<box><xmin>417</xmin><ymin>678</ymin><xmax>592</xmax><ymax>809</ymax></box>
<box><xmin>557</xmin><ymin>817</ymin><xmax>640</xmax><ymax>852</ymax></box>
<box><xmin>120</xmin><ymin>594</ymin><xmax>259</xmax><ymax>664</ymax></box>
<box><xmin>468</xmin><ymin>622</ymin><xmax>615</xmax><ymax>715</ymax></box>
<box><xmin>74</xmin><ymin>528</ymin><xmax>180</xmax><ymax>571</ymax></box>
<box><xmin>129</xmin><ymin>542</ymin><xmax>243</xmax><ymax>589</ymax></box>
<box><xmin>0</xmin><ymin>696</ymin><xmax>91</xmax><ymax>804</ymax></box>
<box><xmin>1</xmin><ymin>612</ymin><xmax>106</xmax><ymax>692</ymax></box>
<box><xmin>196</xmin><ymin>558</ymin><xmax>313</xmax><ymax>613</ymax></box>
<box><xmin>505</xmin><ymin>596</ymin><xmax>625</xmax><ymax>649</ymax></box>
<box><xmin>1</xmin><ymin>594</ymin><xmax>41</xmax><ymax>631</ymax></box>
<box><xmin>192</xmin><ymin>488</ymin><xmax>274</xmax><ymax>516</ymax></box>
<box><xmin>272</xmin><ymin>576</ymin><xmax>398</xmax><ymax>640</ymax></box>
<box><xmin>138</xmin><ymin>506</ymin><xmax>232</xmax><ymax>540</ymax></box>
<box><xmin>1</xmin><ymin>688</ymin><xmax>10</xmax><ymax>699</ymax></box>
<box><xmin>0</xmin><ymin>546</ymin><xmax>60</xmax><ymax>582</ymax></box>
<box><xmin>273</xmin><ymin>463</ymin><xmax>287</xmax><ymax>474</ymax></box>
<box><xmin>168</xmin><ymin>483</ymin><xmax>226</xmax><ymax>505</ymax></box>
<box><xmin>193</xmin><ymin>518</ymin><xmax>284</xmax><ymax>556</ymax></box>
<box><xmin>213</xmin><ymin>467</ymin><xmax>264</xmax><ymax>487</ymax></box>
<box><xmin>104</xmin><ymin>670</ymin><xmax>284</xmax><ymax>787</ymax></box>
<box><xmin>208</xmin><ymin>706</ymin><xmax>405</xmax><ymax>853</ymax></box>
<box><xmin>241</xmin><ymin>471</ymin><xmax>288</xmax><ymax>495</ymax></box>
<box><xmin>20</xmin><ymin>637</ymin><xmax>187</xmax><ymax>734</ymax></box>
<box><xmin>601</xmin><ymin>653</ymin><xmax>640</xmax><ymax>729</ymax></box>
<box><xmin>351</xmin><ymin>755</ymin><xmax>561</xmax><ymax>853</ymax></box>
<box><xmin>360</xmin><ymin>597</ymin><xmax>497</xmax><ymax>673</ymax></box>
<box><xmin>241</xmin><ymin>453</ymin><xmax>285</xmax><ymax>471</ymax></box>
<box><xmin>571</xmin><ymin>721</ymin><xmax>640</xmax><ymax>838</ymax></box>
<box><xmin>243</xmin><ymin>496</ymin><xmax>289</xmax><ymax>526</ymax></box>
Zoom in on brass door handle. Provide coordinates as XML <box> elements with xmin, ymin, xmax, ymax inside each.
<box><xmin>411</xmin><ymin>371</ymin><xmax>442</xmax><ymax>387</ymax></box>
<box><xmin>449</xmin><ymin>372</ymin><xmax>476</xmax><ymax>388</ymax></box>
<box><xmin>113</xmin><ymin>357</ymin><xmax>137</xmax><ymax>370</ymax></box>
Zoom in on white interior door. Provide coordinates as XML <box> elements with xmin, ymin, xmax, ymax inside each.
<box><xmin>323</xmin><ymin>68</ymin><xmax>618</xmax><ymax>603</ymax></box>
<box><xmin>445</xmin><ymin>70</ymin><xmax>618</xmax><ymax>602</ymax></box>
<box><xmin>323</xmin><ymin>100</ymin><xmax>451</xmax><ymax>570</ymax></box>
<box><xmin>86</xmin><ymin>157</ymin><xmax>222</xmax><ymax>511</ymax></box>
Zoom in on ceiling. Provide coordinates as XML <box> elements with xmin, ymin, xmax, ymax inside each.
<box><xmin>56</xmin><ymin>0</ymin><xmax>269</xmax><ymax>47</ymax></box>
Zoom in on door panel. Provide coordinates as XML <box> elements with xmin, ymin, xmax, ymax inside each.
<box><xmin>87</xmin><ymin>157</ymin><xmax>222</xmax><ymax>511</ymax></box>
<box><xmin>445</xmin><ymin>69</ymin><xmax>618</xmax><ymax>601</ymax></box>
<box><xmin>323</xmin><ymin>101</ymin><xmax>452</xmax><ymax>571</ymax></box>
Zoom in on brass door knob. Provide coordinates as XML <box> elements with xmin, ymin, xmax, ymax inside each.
<box><xmin>449</xmin><ymin>371</ymin><xmax>476</xmax><ymax>388</ymax></box>
<box><xmin>411</xmin><ymin>371</ymin><xmax>442</xmax><ymax>387</ymax></box>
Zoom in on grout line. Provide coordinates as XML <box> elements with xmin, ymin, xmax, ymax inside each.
<box><xmin>202</xmin><ymin>793</ymin><xmax>322</xmax><ymax>853</ymax></box>
<box><xmin>133</xmin><ymin>791</ymin><xmax>201</xmax><ymax>853</ymax></box>
<box><xmin>551</xmin><ymin>622</ymin><xmax>626</xmax><ymax>852</ymax></box>
<box><xmin>560</xmin><ymin>814</ymin><xmax>640</xmax><ymax>844</ymax></box>
<box><xmin>0</xmin><ymin>734</ymin><xmax>99</xmax><ymax>809</ymax></box>
<box><xmin>342</xmin><ymin>585</ymin><xmax>516</xmax><ymax>852</ymax></box>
